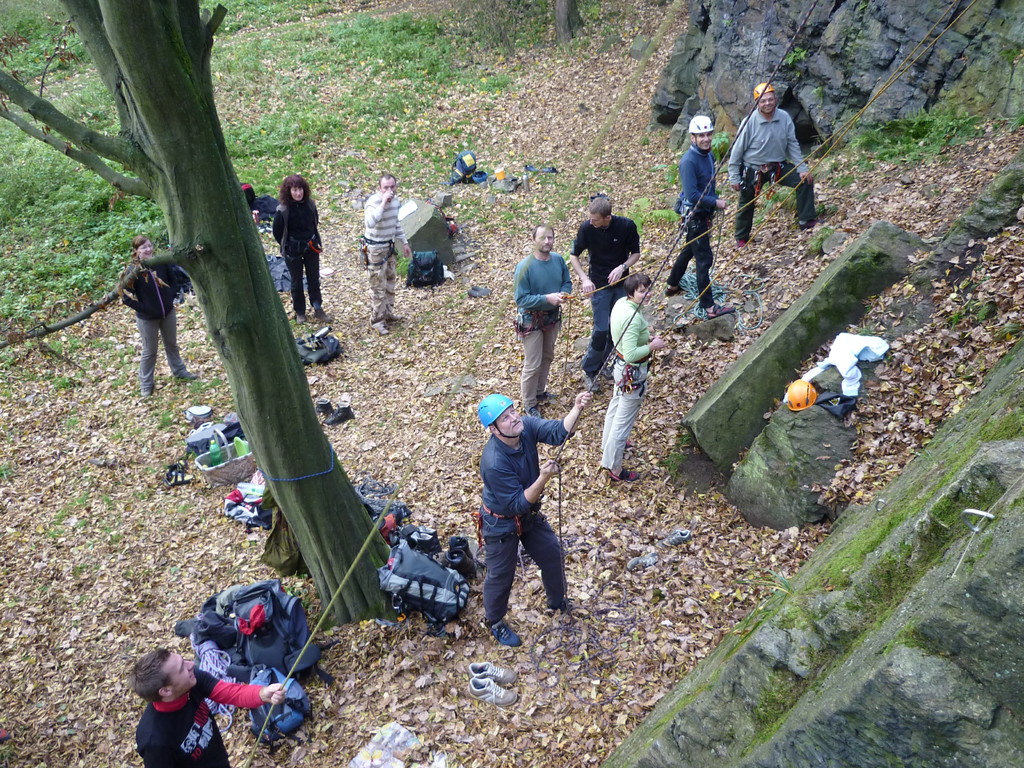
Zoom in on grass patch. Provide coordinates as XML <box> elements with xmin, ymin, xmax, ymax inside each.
<box><xmin>851</xmin><ymin>106</ymin><xmax>983</xmax><ymax>164</ymax></box>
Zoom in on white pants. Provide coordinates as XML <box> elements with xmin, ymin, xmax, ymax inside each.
<box><xmin>600</xmin><ymin>360</ymin><xmax>647</xmax><ymax>473</ymax></box>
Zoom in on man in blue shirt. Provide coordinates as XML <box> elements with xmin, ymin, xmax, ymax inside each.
<box><xmin>666</xmin><ymin>115</ymin><xmax>733</xmax><ymax>318</ymax></box>
<box><xmin>477</xmin><ymin>390</ymin><xmax>593</xmax><ymax>647</ymax></box>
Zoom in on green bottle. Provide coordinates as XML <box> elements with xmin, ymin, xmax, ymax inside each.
<box><xmin>208</xmin><ymin>439</ymin><xmax>223</xmax><ymax>466</ymax></box>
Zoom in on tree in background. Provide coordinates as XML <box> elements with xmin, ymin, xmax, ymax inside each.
<box><xmin>0</xmin><ymin>0</ymin><xmax>389</xmax><ymax>624</ymax></box>
<box><xmin>555</xmin><ymin>0</ymin><xmax>583</xmax><ymax>42</ymax></box>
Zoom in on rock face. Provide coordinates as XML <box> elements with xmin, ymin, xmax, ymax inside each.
<box><xmin>654</xmin><ymin>0</ymin><xmax>1024</xmax><ymax>148</ymax></box>
<box><xmin>727</xmin><ymin>403</ymin><xmax>855</xmax><ymax>529</ymax></box>
<box><xmin>603</xmin><ymin>335</ymin><xmax>1024</xmax><ymax>768</ymax></box>
<box><xmin>683</xmin><ymin>221</ymin><xmax>922</xmax><ymax>474</ymax></box>
<box><xmin>401</xmin><ymin>199</ymin><xmax>455</xmax><ymax>266</ymax></box>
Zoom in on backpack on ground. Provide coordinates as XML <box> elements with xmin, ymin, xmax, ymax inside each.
<box><xmin>378</xmin><ymin>539</ymin><xmax>469</xmax><ymax>627</ymax></box>
<box><xmin>296</xmin><ymin>331</ymin><xmax>342</xmax><ymax>365</ymax></box>
<box><xmin>406</xmin><ymin>250</ymin><xmax>445</xmax><ymax>288</ymax></box>
<box><xmin>448</xmin><ymin>150</ymin><xmax>477</xmax><ymax>184</ymax></box>
<box><xmin>248</xmin><ymin>665</ymin><xmax>311</xmax><ymax>744</ymax></box>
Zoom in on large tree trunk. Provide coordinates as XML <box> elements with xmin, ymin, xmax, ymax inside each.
<box><xmin>555</xmin><ymin>0</ymin><xmax>583</xmax><ymax>43</ymax></box>
<box><xmin>53</xmin><ymin>0</ymin><xmax>388</xmax><ymax>622</ymax></box>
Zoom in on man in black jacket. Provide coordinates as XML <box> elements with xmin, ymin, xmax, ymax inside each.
<box><xmin>568</xmin><ymin>197</ymin><xmax>641</xmax><ymax>391</ymax></box>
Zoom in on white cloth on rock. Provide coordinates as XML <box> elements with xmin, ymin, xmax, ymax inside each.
<box><xmin>801</xmin><ymin>333</ymin><xmax>889</xmax><ymax>396</ymax></box>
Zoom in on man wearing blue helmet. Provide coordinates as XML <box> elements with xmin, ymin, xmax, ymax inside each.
<box><xmin>476</xmin><ymin>390</ymin><xmax>593</xmax><ymax>647</ymax></box>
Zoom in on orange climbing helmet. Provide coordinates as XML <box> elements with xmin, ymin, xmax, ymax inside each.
<box><xmin>786</xmin><ymin>380</ymin><xmax>817</xmax><ymax>411</ymax></box>
<box><xmin>753</xmin><ymin>82</ymin><xmax>776</xmax><ymax>101</ymax></box>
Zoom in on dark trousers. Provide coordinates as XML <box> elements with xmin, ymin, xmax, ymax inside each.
<box><xmin>286</xmin><ymin>247</ymin><xmax>322</xmax><ymax>316</ymax></box>
<box><xmin>483</xmin><ymin>514</ymin><xmax>565</xmax><ymax>624</ymax></box>
<box><xmin>668</xmin><ymin>213</ymin><xmax>715</xmax><ymax>310</ymax></box>
<box><xmin>581</xmin><ymin>282</ymin><xmax>626</xmax><ymax>378</ymax></box>
<box><xmin>734</xmin><ymin>162</ymin><xmax>816</xmax><ymax>241</ymax></box>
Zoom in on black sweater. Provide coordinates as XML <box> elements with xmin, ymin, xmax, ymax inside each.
<box><xmin>122</xmin><ymin>262</ymin><xmax>181</xmax><ymax>321</ymax></box>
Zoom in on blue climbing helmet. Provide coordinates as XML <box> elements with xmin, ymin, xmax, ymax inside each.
<box><xmin>478</xmin><ymin>394</ymin><xmax>513</xmax><ymax>428</ymax></box>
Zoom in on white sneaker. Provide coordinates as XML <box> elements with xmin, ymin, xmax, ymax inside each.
<box><xmin>468</xmin><ymin>661</ymin><xmax>518</xmax><ymax>685</ymax></box>
<box><xmin>371</xmin><ymin>321</ymin><xmax>389</xmax><ymax>335</ymax></box>
<box><xmin>468</xmin><ymin>676</ymin><xmax>517</xmax><ymax>707</ymax></box>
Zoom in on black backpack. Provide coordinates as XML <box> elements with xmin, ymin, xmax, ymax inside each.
<box><xmin>248</xmin><ymin>665</ymin><xmax>311</xmax><ymax>743</ymax></box>
<box><xmin>449</xmin><ymin>150</ymin><xmax>478</xmax><ymax>184</ymax></box>
<box><xmin>378</xmin><ymin>540</ymin><xmax>469</xmax><ymax>627</ymax></box>
<box><xmin>406</xmin><ymin>250</ymin><xmax>445</xmax><ymax>288</ymax></box>
<box><xmin>296</xmin><ymin>332</ymin><xmax>342</xmax><ymax>365</ymax></box>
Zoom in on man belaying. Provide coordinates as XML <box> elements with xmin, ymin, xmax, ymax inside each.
<box><xmin>477</xmin><ymin>390</ymin><xmax>593</xmax><ymax>647</ymax></box>
<box><xmin>728</xmin><ymin>82</ymin><xmax>817</xmax><ymax>247</ymax></box>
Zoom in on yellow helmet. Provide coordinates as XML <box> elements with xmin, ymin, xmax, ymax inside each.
<box><xmin>753</xmin><ymin>82</ymin><xmax>776</xmax><ymax>101</ymax></box>
<box><xmin>786</xmin><ymin>380</ymin><xmax>817</xmax><ymax>411</ymax></box>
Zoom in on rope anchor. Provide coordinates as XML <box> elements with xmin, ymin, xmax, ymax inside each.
<box><xmin>950</xmin><ymin>508</ymin><xmax>995</xmax><ymax>578</ymax></box>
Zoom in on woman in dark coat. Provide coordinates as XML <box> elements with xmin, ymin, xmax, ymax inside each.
<box><xmin>120</xmin><ymin>235</ymin><xmax>197</xmax><ymax>397</ymax></box>
<box><xmin>272</xmin><ymin>174</ymin><xmax>327</xmax><ymax>323</ymax></box>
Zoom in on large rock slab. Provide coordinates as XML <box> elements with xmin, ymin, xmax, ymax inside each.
<box><xmin>727</xmin><ymin>404</ymin><xmax>855</xmax><ymax>529</ymax></box>
<box><xmin>684</xmin><ymin>221</ymin><xmax>924</xmax><ymax>474</ymax></box>
<box><xmin>400</xmin><ymin>199</ymin><xmax>455</xmax><ymax>266</ymax></box>
<box><xmin>604</xmin><ymin>333</ymin><xmax>1024</xmax><ymax>768</ymax></box>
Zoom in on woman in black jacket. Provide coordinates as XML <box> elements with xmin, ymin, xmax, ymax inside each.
<box><xmin>272</xmin><ymin>174</ymin><xmax>327</xmax><ymax>324</ymax></box>
<box><xmin>120</xmin><ymin>235</ymin><xmax>197</xmax><ymax>397</ymax></box>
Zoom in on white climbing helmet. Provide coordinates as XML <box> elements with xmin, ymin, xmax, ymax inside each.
<box><xmin>688</xmin><ymin>115</ymin><xmax>714</xmax><ymax>134</ymax></box>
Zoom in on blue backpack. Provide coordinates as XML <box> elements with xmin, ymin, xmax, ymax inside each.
<box><xmin>406</xmin><ymin>250</ymin><xmax>445</xmax><ymax>288</ymax></box>
<box><xmin>248</xmin><ymin>665</ymin><xmax>310</xmax><ymax>743</ymax></box>
<box><xmin>449</xmin><ymin>150</ymin><xmax>478</xmax><ymax>184</ymax></box>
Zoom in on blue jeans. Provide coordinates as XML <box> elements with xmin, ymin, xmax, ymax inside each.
<box><xmin>581</xmin><ymin>283</ymin><xmax>626</xmax><ymax>378</ymax></box>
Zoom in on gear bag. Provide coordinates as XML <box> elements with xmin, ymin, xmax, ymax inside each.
<box><xmin>448</xmin><ymin>150</ymin><xmax>478</xmax><ymax>184</ymax></box>
<box><xmin>378</xmin><ymin>539</ymin><xmax>469</xmax><ymax>626</ymax></box>
<box><xmin>296</xmin><ymin>327</ymin><xmax>342</xmax><ymax>365</ymax></box>
<box><xmin>406</xmin><ymin>250</ymin><xmax>445</xmax><ymax>288</ymax></box>
<box><xmin>248</xmin><ymin>665</ymin><xmax>311</xmax><ymax>743</ymax></box>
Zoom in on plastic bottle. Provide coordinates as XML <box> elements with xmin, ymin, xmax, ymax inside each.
<box><xmin>208</xmin><ymin>439</ymin><xmax>223</xmax><ymax>466</ymax></box>
<box><xmin>233</xmin><ymin>437</ymin><xmax>249</xmax><ymax>457</ymax></box>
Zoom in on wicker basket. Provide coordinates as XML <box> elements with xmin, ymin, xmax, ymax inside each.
<box><xmin>195</xmin><ymin>442</ymin><xmax>257</xmax><ymax>487</ymax></box>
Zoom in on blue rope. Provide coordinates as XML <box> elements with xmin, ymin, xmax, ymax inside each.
<box><xmin>262</xmin><ymin>449</ymin><xmax>335</xmax><ymax>482</ymax></box>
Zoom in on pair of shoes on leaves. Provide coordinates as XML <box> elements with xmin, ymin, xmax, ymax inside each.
<box><xmin>526</xmin><ymin>406</ymin><xmax>543</xmax><ymax>419</ymax></box>
<box><xmin>705</xmin><ymin>304</ymin><xmax>735</xmax><ymax>319</ymax></box>
<box><xmin>490</xmin><ymin>619</ymin><xmax>522</xmax><ymax>648</ymax></box>
<box><xmin>608</xmin><ymin>468</ymin><xmax>640</xmax><ymax>483</ymax></box>
<box><xmin>324</xmin><ymin>394</ymin><xmax>354</xmax><ymax>425</ymax></box>
<box><xmin>468</xmin><ymin>660</ymin><xmax>518</xmax><ymax>685</ymax></box>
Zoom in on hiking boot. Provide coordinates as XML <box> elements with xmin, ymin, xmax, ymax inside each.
<box><xmin>468</xmin><ymin>661</ymin><xmax>518</xmax><ymax>685</ymax></box>
<box><xmin>312</xmin><ymin>306</ymin><xmax>330</xmax><ymax>323</ymax></box>
<box><xmin>468</xmin><ymin>676</ymin><xmax>518</xmax><ymax>707</ymax></box>
<box><xmin>141</xmin><ymin>386</ymin><xmax>154</xmax><ymax>398</ymax></box>
<box><xmin>608</xmin><ymin>468</ymin><xmax>640</xmax><ymax>483</ymax></box>
<box><xmin>371</xmin><ymin>321</ymin><xmax>389</xmax><ymax>335</ymax></box>
<box><xmin>626</xmin><ymin>552</ymin><xmax>659</xmax><ymax>572</ymax></box>
<box><xmin>325</xmin><ymin>405</ymin><xmax>355</xmax><ymax>425</ymax></box>
<box><xmin>546</xmin><ymin>598</ymin><xmax>573</xmax><ymax>615</ymax></box>
<box><xmin>296</xmin><ymin>313</ymin><xmax>307</xmax><ymax>323</ymax></box>
<box><xmin>175</xmin><ymin>371</ymin><xmax>198</xmax><ymax>381</ymax></box>
<box><xmin>314</xmin><ymin>398</ymin><xmax>334</xmax><ymax>417</ymax></box>
<box><xmin>526</xmin><ymin>406</ymin><xmax>542</xmax><ymax>419</ymax></box>
<box><xmin>490</xmin><ymin>619</ymin><xmax>522</xmax><ymax>648</ymax></box>
<box><xmin>799</xmin><ymin>219</ymin><xmax>819</xmax><ymax>231</ymax></box>
<box><xmin>706</xmin><ymin>304</ymin><xmax>736</xmax><ymax>319</ymax></box>
<box><xmin>665</xmin><ymin>285</ymin><xmax>682</xmax><ymax>297</ymax></box>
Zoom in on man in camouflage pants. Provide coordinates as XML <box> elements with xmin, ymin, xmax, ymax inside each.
<box><xmin>363</xmin><ymin>173</ymin><xmax>413</xmax><ymax>334</ymax></box>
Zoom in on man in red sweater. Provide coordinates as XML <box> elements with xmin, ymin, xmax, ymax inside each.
<box><xmin>130</xmin><ymin>648</ymin><xmax>286</xmax><ymax>767</ymax></box>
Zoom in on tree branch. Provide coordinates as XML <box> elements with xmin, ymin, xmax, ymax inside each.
<box><xmin>0</xmin><ymin>104</ymin><xmax>150</xmax><ymax>197</ymax></box>
<box><xmin>0</xmin><ymin>68</ymin><xmax>137</xmax><ymax>167</ymax></box>
<box><xmin>0</xmin><ymin>263</ymin><xmax>144</xmax><ymax>351</ymax></box>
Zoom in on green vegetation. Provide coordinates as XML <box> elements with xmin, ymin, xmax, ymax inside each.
<box><xmin>0</xmin><ymin>9</ymin><xmax>514</xmax><ymax>323</ymax></box>
<box><xmin>783</xmin><ymin>47</ymin><xmax>808</xmax><ymax>67</ymax></box>
<box><xmin>808</xmin><ymin>225</ymin><xmax>835</xmax><ymax>255</ymax></box>
<box><xmin>851</xmin><ymin>106</ymin><xmax>984</xmax><ymax>164</ymax></box>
